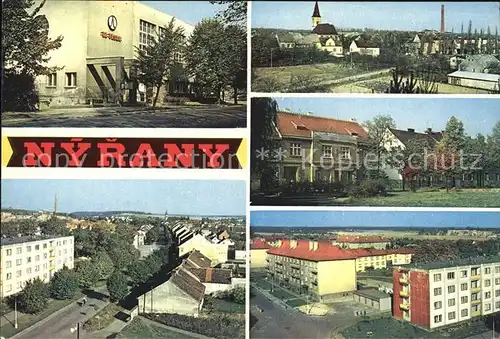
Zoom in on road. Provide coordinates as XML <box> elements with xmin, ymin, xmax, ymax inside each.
<box><xmin>14</xmin><ymin>290</ymin><xmax>110</xmax><ymax>339</ymax></box>
<box><xmin>250</xmin><ymin>194</ymin><xmax>346</xmax><ymax>206</ymax></box>
<box><xmin>1</xmin><ymin>105</ymin><xmax>246</xmax><ymax>128</ymax></box>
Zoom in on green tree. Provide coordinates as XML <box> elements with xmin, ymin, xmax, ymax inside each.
<box><xmin>39</xmin><ymin>217</ymin><xmax>70</xmax><ymax>236</ymax></box>
<box><xmin>18</xmin><ymin>219</ymin><xmax>39</xmax><ymax>236</ymax></box>
<box><xmin>2</xmin><ymin>0</ymin><xmax>63</xmax><ymax>111</ymax></box>
<box><xmin>363</xmin><ymin>115</ymin><xmax>396</xmax><ymax>176</ymax></box>
<box><xmin>210</xmin><ymin>1</ymin><xmax>247</xmax><ymax>24</ymax></box>
<box><xmin>437</xmin><ymin>116</ymin><xmax>466</xmax><ymax>189</ymax></box>
<box><xmin>144</xmin><ymin>227</ymin><xmax>160</xmax><ymax>245</ymax></box>
<box><xmin>144</xmin><ymin>253</ymin><xmax>163</xmax><ymax>276</ymax></box>
<box><xmin>92</xmin><ymin>251</ymin><xmax>115</xmax><ymax>280</ymax></box>
<box><xmin>107</xmin><ymin>271</ymin><xmax>129</xmax><ymax>302</ymax></box>
<box><xmin>75</xmin><ymin>260</ymin><xmax>100</xmax><ymax>288</ymax></box>
<box><xmin>133</xmin><ymin>18</ymin><xmax>185</xmax><ymax>107</ymax></box>
<box><xmin>106</xmin><ymin>239</ymin><xmax>140</xmax><ymax>270</ymax></box>
<box><xmin>486</xmin><ymin>122</ymin><xmax>500</xmax><ymax>171</ymax></box>
<box><xmin>225</xmin><ymin>24</ymin><xmax>247</xmax><ymax>104</ymax></box>
<box><xmin>50</xmin><ymin>266</ymin><xmax>79</xmax><ymax>300</ymax></box>
<box><xmin>231</xmin><ymin>286</ymin><xmax>245</xmax><ymax>304</ymax></box>
<box><xmin>250</xmin><ymin>97</ymin><xmax>280</xmax><ymax>190</ymax></box>
<box><xmin>126</xmin><ymin>260</ymin><xmax>151</xmax><ymax>286</ymax></box>
<box><xmin>17</xmin><ymin>278</ymin><xmax>50</xmax><ymax>314</ymax></box>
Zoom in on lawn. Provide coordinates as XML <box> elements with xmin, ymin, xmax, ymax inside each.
<box><xmin>0</xmin><ymin>291</ymin><xmax>84</xmax><ymax>338</ymax></box>
<box><xmin>209</xmin><ymin>298</ymin><xmax>245</xmax><ymax>314</ymax></box>
<box><xmin>331</xmin><ymin>74</ymin><xmax>492</xmax><ymax>94</ymax></box>
<box><xmin>254</xmin><ymin>279</ymin><xmax>273</xmax><ymax>290</ymax></box>
<box><xmin>83</xmin><ymin>302</ymin><xmax>125</xmax><ymax>331</ymax></box>
<box><xmin>342</xmin><ymin>317</ymin><xmax>493</xmax><ymax>339</ymax></box>
<box><xmin>252</xmin><ymin>63</ymin><xmax>379</xmax><ymax>92</ymax></box>
<box><xmin>118</xmin><ymin>318</ymin><xmax>195</xmax><ymax>339</ymax></box>
<box><xmin>346</xmin><ymin>189</ymin><xmax>500</xmax><ymax>207</ymax></box>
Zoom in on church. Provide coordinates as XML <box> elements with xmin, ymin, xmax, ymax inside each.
<box><xmin>275</xmin><ymin>1</ymin><xmax>344</xmax><ymax>57</ymax></box>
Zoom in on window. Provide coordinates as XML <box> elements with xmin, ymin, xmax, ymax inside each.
<box><xmin>26</xmin><ymin>267</ymin><xmax>32</xmax><ymax>274</ymax></box>
<box><xmin>322</xmin><ymin>145</ymin><xmax>332</xmax><ymax>158</ymax></box>
<box><xmin>472</xmin><ymin>280</ymin><xmax>480</xmax><ymax>288</ymax></box>
<box><xmin>495</xmin><ymin>266</ymin><xmax>500</xmax><ymax>274</ymax></box>
<box><xmin>485</xmin><ymin>291</ymin><xmax>491</xmax><ymax>299</ymax></box>
<box><xmin>139</xmin><ymin>19</ymin><xmax>156</xmax><ymax>51</ymax></box>
<box><xmin>35</xmin><ymin>245</ymin><xmax>40</xmax><ymax>250</ymax></box>
<box><xmin>448</xmin><ymin>298</ymin><xmax>456</xmax><ymax>307</ymax></box>
<box><xmin>6</xmin><ymin>249</ymin><xmax>12</xmax><ymax>256</ymax></box>
<box><xmin>174</xmin><ymin>52</ymin><xmax>182</xmax><ymax>63</ymax></box>
<box><xmin>43</xmin><ymin>243</ymin><xmax>47</xmax><ymax>249</ymax></box>
<box><xmin>27</xmin><ymin>246</ymin><xmax>31</xmax><ymax>252</ymax></box>
<box><xmin>495</xmin><ymin>289</ymin><xmax>500</xmax><ymax>297</ymax></box>
<box><xmin>46</xmin><ymin>73</ymin><xmax>57</xmax><ymax>87</ymax></box>
<box><xmin>16</xmin><ymin>282</ymin><xmax>22</xmax><ymax>289</ymax></box>
<box><xmin>461</xmin><ymin>270</ymin><xmax>468</xmax><ymax>278</ymax></box>
<box><xmin>447</xmin><ymin>272</ymin><xmax>455</xmax><ymax>280</ymax></box>
<box><xmin>6</xmin><ymin>261</ymin><xmax>12</xmax><ymax>268</ymax></box>
<box><xmin>461</xmin><ymin>296</ymin><xmax>468</xmax><ymax>304</ymax></box>
<box><xmin>473</xmin><ymin>304</ymin><xmax>479</xmax><ymax>312</ymax></box>
<box><xmin>65</xmin><ymin>72</ymin><xmax>77</xmax><ymax>87</ymax></box>
<box><xmin>341</xmin><ymin>147</ymin><xmax>351</xmax><ymax>160</ymax></box>
<box><xmin>64</xmin><ymin>249</ymin><xmax>67</xmax><ymax>254</ymax></box>
<box><xmin>16</xmin><ymin>270</ymin><xmax>21</xmax><ymax>277</ymax></box>
<box><xmin>16</xmin><ymin>247</ymin><xmax>22</xmax><ymax>254</ymax></box>
<box><xmin>6</xmin><ymin>273</ymin><xmax>12</xmax><ymax>280</ymax></box>
<box><xmin>434</xmin><ymin>287</ymin><xmax>442</xmax><ymax>296</ymax></box>
<box><xmin>6</xmin><ymin>285</ymin><xmax>12</xmax><ymax>292</ymax></box>
<box><xmin>485</xmin><ymin>279</ymin><xmax>491</xmax><ymax>287</ymax></box>
<box><xmin>36</xmin><ymin>255</ymin><xmax>40</xmax><ymax>261</ymax></box>
<box><xmin>434</xmin><ymin>315</ymin><xmax>442</xmax><ymax>323</ymax></box>
<box><xmin>434</xmin><ymin>301</ymin><xmax>442</xmax><ymax>309</ymax></box>
<box><xmin>448</xmin><ymin>285</ymin><xmax>456</xmax><ymax>293</ymax></box>
<box><xmin>448</xmin><ymin>311</ymin><xmax>456</xmax><ymax>320</ymax></box>
<box><xmin>485</xmin><ymin>267</ymin><xmax>491</xmax><ymax>274</ymax></box>
<box><xmin>496</xmin><ymin>301</ymin><xmax>500</xmax><ymax>309</ymax></box>
<box><xmin>471</xmin><ymin>267</ymin><xmax>480</xmax><ymax>276</ymax></box>
<box><xmin>16</xmin><ymin>259</ymin><xmax>22</xmax><ymax>266</ymax></box>
<box><xmin>485</xmin><ymin>303</ymin><xmax>491</xmax><ymax>311</ymax></box>
<box><xmin>461</xmin><ymin>309</ymin><xmax>468</xmax><ymax>317</ymax></box>
<box><xmin>471</xmin><ymin>292</ymin><xmax>480</xmax><ymax>301</ymax></box>
<box><xmin>461</xmin><ymin>283</ymin><xmax>468</xmax><ymax>291</ymax></box>
<box><xmin>43</xmin><ymin>263</ymin><xmax>48</xmax><ymax>269</ymax></box>
<box><xmin>35</xmin><ymin>265</ymin><xmax>40</xmax><ymax>272</ymax></box>
<box><xmin>44</xmin><ymin>253</ymin><xmax>47</xmax><ymax>259</ymax></box>
<box><xmin>290</xmin><ymin>143</ymin><xmax>302</xmax><ymax>157</ymax></box>
<box><xmin>63</xmin><ymin>240</ymin><xmax>67</xmax><ymax>245</ymax></box>
<box><xmin>434</xmin><ymin>273</ymin><xmax>442</xmax><ymax>282</ymax></box>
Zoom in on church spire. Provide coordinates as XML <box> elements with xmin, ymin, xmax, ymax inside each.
<box><xmin>312</xmin><ymin>1</ymin><xmax>321</xmax><ymax>28</ymax></box>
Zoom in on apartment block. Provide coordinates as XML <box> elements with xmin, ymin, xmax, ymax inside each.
<box><xmin>1</xmin><ymin>235</ymin><xmax>75</xmax><ymax>298</ymax></box>
<box><xmin>393</xmin><ymin>256</ymin><xmax>500</xmax><ymax>330</ymax></box>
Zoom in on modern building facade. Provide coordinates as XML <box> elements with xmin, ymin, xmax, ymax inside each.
<box><xmin>273</xmin><ymin>111</ymin><xmax>370</xmax><ymax>184</ymax></box>
<box><xmin>0</xmin><ymin>235</ymin><xmax>74</xmax><ymax>298</ymax></box>
<box><xmin>393</xmin><ymin>257</ymin><xmax>500</xmax><ymax>330</ymax></box>
<box><xmin>36</xmin><ymin>0</ymin><xmax>194</xmax><ymax>107</ymax></box>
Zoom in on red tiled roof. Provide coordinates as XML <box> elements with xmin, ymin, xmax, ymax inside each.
<box><xmin>277</xmin><ymin>112</ymin><xmax>368</xmax><ymax>139</ymax></box>
<box><xmin>336</xmin><ymin>235</ymin><xmax>388</xmax><ymax>244</ymax></box>
<box><xmin>186</xmin><ymin>267</ymin><xmax>233</xmax><ymax>284</ymax></box>
<box><xmin>267</xmin><ymin>240</ymin><xmax>412</xmax><ymax>262</ymax></box>
<box><xmin>185</xmin><ymin>250</ymin><xmax>212</xmax><ymax>268</ymax></box>
<box><xmin>251</xmin><ymin>238</ymin><xmax>272</xmax><ymax>250</ymax></box>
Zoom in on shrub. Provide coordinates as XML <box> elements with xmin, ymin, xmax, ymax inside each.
<box><xmin>349</xmin><ymin>179</ymin><xmax>388</xmax><ymax>198</ymax></box>
<box><xmin>50</xmin><ymin>266</ymin><xmax>80</xmax><ymax>300</ymax></box>
<box><xmin>18</xmin><ymin>278</ymin><xmax>50</xmax><ymax>314</ymax></box>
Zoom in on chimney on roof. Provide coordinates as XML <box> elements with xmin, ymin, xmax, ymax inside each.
<box><xmin>407</xmin><ymin>128</ymin><xmax>415</xmax><ymax>133</ymax></box>
<box><xmin>290</xmin><ymin>239</ymin><xmax>297</xmax><ymax>248</ymax></box>
<box><xmin>205</xmin><ymin>268</ymin><xmax>213</xmax><ymax>282</ymax></box>
<box><xmin>426</xmin><ymin>127</ymin><xmax>432</xmax><ymax>134</ymax></box>
<box><xmin>440</xmin><ymin>5</ymin><xmax>445</xmax><ymax>34</ymax></box>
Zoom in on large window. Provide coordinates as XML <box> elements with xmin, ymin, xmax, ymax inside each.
<box><xmin>140</xmin><ymin>19</ymin><xmax>156</xmax><ymax>51</ymax></box>
<box><xmin>65</xmin><ymin>73</ymin><xmax>77</xmax><ymax>87</ymax></box>
<box><xmin>322</xmin><ymin>145</ymin><xmax>332</xmax><ymax>158</ymax></box>
<box><xmin>46</xmin><ymin>73</ymin><xmax>57</xmax><ymax>87</ymax></box>
<box><xmin>290</xmin><ymin>143</ymin><xmax>302</xmax><ymax>157</ymax></box>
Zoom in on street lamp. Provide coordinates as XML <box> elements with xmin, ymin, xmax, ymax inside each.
<box><xmin>70</xmin><ymin>322</ymin><xmax>80</xmax><ymax>339</ymax></box>
<box><xmin>270</xmin><ymin>48</ymin><xmax>275</xmax><ymax>68</ymax></box>
<box><xmin>14</xmin><ymin>295</ymin><xmax>18</xmax><ymax>329</ymax></box>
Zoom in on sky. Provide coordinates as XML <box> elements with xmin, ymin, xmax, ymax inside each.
<box><xmin>252</xmin><ymin>1</ymin><xmax>500</xmax><ymax>32</ymax></box>
<box><xmin>251</xmin><ymin>210</ymin><xmax>500</xmax><ymax>228</ymax></box>
<box><xmin>272</xmin><ymin>97</ymin><xmax>500</xmax><ymax>137</ymax></box>
<box><xmin>1</xmin><ymin>180</ymin><xmax>246</xmax><ymax>216</ymax></box>
<box><xmin>142</xmin><ymin>1</ymin><xmax>224</xmax><ymax>26</ymax></box>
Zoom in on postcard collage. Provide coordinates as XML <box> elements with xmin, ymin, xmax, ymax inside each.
<box><xmin>1</xmin><ymin>1</ymin><xmax>500</xmax><ymax>339</ymax></box>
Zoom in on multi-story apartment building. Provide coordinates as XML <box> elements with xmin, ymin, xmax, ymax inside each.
<box><xmin>333</xmin><ymin>234</ymin><xmax>390</xmax><ymax>250</ymax></box>
<box><xmin>273</xmin><ymin>112</ymin><xmax>370</xmax><ymax>184</ymax></box>
<box><xmin>250</xmin><ymin>238</ymin><xmax>272</xmax><ymax>269</ymax></box>
<box><xmin>0</xmin><ymin>235</ymin><xmax>75</xmax><ymax>298</ymax></box>
<box><xmin>351</xmin><ymin>248</ymin><xmax>413</xmax><ymax>272</ymax></box>
<box><xmin>393</xmin><ymin>257</ymin><xmax>500</xmax><ymax>330</ymax></box>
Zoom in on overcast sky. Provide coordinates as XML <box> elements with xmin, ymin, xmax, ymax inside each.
<box><xmin>252</xmin><ymin>1</ymin><xmax>500</xmax><ymax>32</ymax></box>
<box><xmin>271</xmin><ymin>97</ymin><xmax>500</xmax><ymax>137</ymax></box>
<box><xmin>1</xmin><ymin>179</ymin><xmax>246</xmax><ymax>216</ymax></box>
<box><xmin>251</xmin><ymin>210</ymin><xmax>500</xmax><ymax>228</ymax></box>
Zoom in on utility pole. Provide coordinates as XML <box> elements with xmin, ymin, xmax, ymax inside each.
<box><xmin>14</xmin><ymin>295</ymin><xmax>18</xmax><ymax>329</ymax></box>
<box><xmin>270</xmin><ymin>48</ymin><xmax>274</xmax><ymax>68</ymax></box>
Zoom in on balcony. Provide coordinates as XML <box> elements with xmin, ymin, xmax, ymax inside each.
<box><xmin>276</xmin><ymin>262</ymin><xmax>283</xmax><ymax>266</ymax></box>
<box><xmin>312</xmin><ymin>281</ymin><xmax>318</xmax><ymax>286</ymax></box>
<box><xmin>471</xmin><ymin>298</ymin><xmax>481</xmax><ymax>304</ymax></box>
<box><xmin>49</xmin><ymin>265</ymin><xmax>55</xmax><ymax>271</ymax></box>
<box><xmin>400</xmin><ymin>303</ymin><xmax>410</xmax><ymax>310</ymax></box>
<box><xmin>400</xmin><ymin>290</ymin><xmax>409</xmax><ymax>297</ymax></box>
<box><xmin>311</xmin><ymin>270</ymin><xmax>317</xmax><ymax>275</ymax></box>
<box><xmin>471</xmin><ymin>285</ymin><xmax>481</xmax><ymax>292</ymax></box>
<box><xmin>399</xmin><ymin>276</ymin><xmax>409</xmax><ymax>284</ymax></box>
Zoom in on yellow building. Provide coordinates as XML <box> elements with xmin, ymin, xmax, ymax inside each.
<box><xmin>266</xmin><ymin>240</ymin><xmax>357</xmax><ymax>301</ymax></box>
<box><xmin>178</xmin><ymin>234</ymin><xmax>229</xmax><ymax>265</ymax></box>
<box><xmin>352</xmin><ymin>248</ymin><xmax>413</xmax><ymax>272</ymax></box>
<box><xmin>36</xmin><ymin>0</ymin><xmax>194</xmax><ymax>106</ymax></box>
<box><xmin>250</xmin><ymin>238</ymin><xmax>272</xmax><ymax>269</ymax></box>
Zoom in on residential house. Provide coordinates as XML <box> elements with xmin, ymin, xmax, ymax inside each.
<box><xmin>273</xmin><ymin>111</ymin><xmax>370</xmax><ymax>184</ymax></box>
<box><xmin>349</xmin><ymin>38</ymin><xmax>380</xmax><ymax>57</ymax></box>
<box><xmin>448</xmin><ymin>71</ymin><xmax>500</xmax><ymax>91</ymax></box>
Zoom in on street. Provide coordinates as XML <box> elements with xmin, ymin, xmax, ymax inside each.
<box><xmin>1</xmin><ymin>105</ymin><xmax>246</xmax><ymax>128</ymax></box>
<box><xmin>14</xmin><ymin>291</ymin><xmax>110</xmax><ymax>339</ymax></box>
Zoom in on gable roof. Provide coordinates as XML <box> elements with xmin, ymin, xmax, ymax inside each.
<box><xmin>313</xmin><ymin>23</ymin><xmax>337</xmax><ymax>36</ymax></box>
<box><xmin>251</xmin><ymin>238</ymin><xmax>272</xmax><ymax>250</ymax></box>
<box><xmin>354</xmin><ymin>38</ymin><xmax>378</xmax><ymax>49</ymax></box>
<box><xmin>447</xmin><ymin>71</ymin><xmax>500</xmax><ymax>82</ymax></box>
<box><xmin>388</xmin><ymin>128</ymin><xmax>443</xmax><ymax>148</ymax></box>
<box><xmin>186</xmin><ymin>267</ymin><xmax>233</xmax><ymax>284</ymax></box>
<box><xmin>312</xmin><ymin>1</ymin><xmax>321</xmax><ymax>17</ymax></box>
<box><xmin>277</xmin><ymin>112</ymin><xmax>368</xmax><ymax>139</ymax></box>
<box><xmin>170</xmin><ymin>267</ymin><xmax>206</xmax><ymax>302</ymax></box>
<box><xmin>185</xmin><ymin>250</ymin><xmax>212</xmax><ymax>268</ymax></box>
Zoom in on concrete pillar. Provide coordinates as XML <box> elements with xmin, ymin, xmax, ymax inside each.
<box><xmin>115</xmin><ymin>57</ymin><xmax>124</xmax><ymax>105</ymax></box>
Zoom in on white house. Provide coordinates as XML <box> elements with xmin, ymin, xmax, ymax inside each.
<box><xmin>448</xmin><ymin>71</ymin><xmax>500</xmax><ymax>91</ymax></box>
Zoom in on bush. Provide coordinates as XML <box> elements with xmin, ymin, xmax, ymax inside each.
<box><xmin>164</xmin><ymin>95</ymin><xmax>189</xmax><ymax>105</ymax></box>
<box><xmin>18</xmin><ymin>278</ymin><xmax>50</xmax><ymax>314</ymax></box>
<box><xmin>50</xmin><ymin>266</ymin><xmax>80</xmax><ymax>300</ymax></box>
<box><xmin>349</xmin><ymin>179</ymin><xmax>388</xmax><ymax>198</ymax></box>
<box><xmin>2</xmin><ymin>72</ymin><xmax>39</xmax><ymax>112</ymax></box>
<box><xmin>143</xmin><ymin>313</ymin><xmax>245</xmax><ymax>339</ymax></box>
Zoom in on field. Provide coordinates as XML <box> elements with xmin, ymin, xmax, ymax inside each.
<box><xmin>252</xmin><ymin>63</ymin><xmax>387</xmax><ymax>92</ymax></box>
<box><xmin>118</xmin><ymin>318</ymin><xmax>195</xmax><ymax>339</ymax></box>
<box><xmin>330</xmin><ymin>74</ymin><xmax>491</xmax><ymax>94</ymax></box>
<box><xmin>347</xmin><ymin>189</ymin><xmax>500</xmax><ymax>207</ymax></box>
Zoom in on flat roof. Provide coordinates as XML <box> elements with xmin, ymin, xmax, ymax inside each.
<box><xmin>355</xmin><ymin>289</ymin><xmax>391</xmax><ymax>300</ymax></box>
<box><xmin>447</xmin><ymin>71</ymin><xmax>500</xmax><ymax>82</ymax></box>
<box><xmin>397</xmin><ymin>256</ymin><xmax>500</xmax><ymax>271</ymax></box>
<box><xmin>1</xmin><ymin>235</ymin><xmax>73</xmax><ymax>247</ymax></box>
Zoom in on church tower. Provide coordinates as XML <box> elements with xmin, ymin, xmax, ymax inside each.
<box><xmin>312</xmin><ymin>1</ymin><xmax>321</xmax><ymax>28</ymax></box>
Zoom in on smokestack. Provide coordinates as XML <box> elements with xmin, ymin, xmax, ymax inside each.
<box><xmin>441</xmin><ymin>5</ymin><xmax>445</xmax><ymax>34</ymax></box>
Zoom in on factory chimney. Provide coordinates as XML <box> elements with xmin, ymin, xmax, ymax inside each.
<box><xmin>441</xmin><ymin>5</ymin><xmax>445</xmax><ymax>34</ymax></box>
